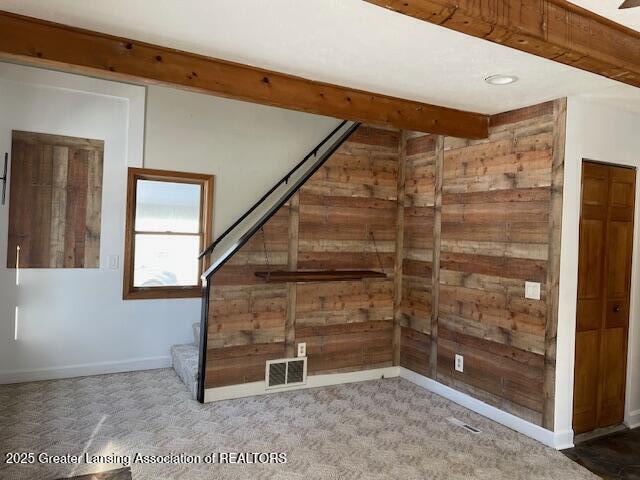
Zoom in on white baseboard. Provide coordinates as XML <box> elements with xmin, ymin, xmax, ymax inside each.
<box><xmin>204</xmin><ymin>366</ymin><xmax>400</xmax><ymax>402</ymax></box>
<box><xmin>399</xmin><ymin>367</ymin><xmax>574</xmax><ymax>450</ymax></box>
<box><xmin>0</xmin><ymin>356</ymin><xmax>172</xmax><ymax>384</ymax></box>
<box><xmin>627</xmin><ymin>409</ymin><xmax>640</xmax><ymax>429</ymax></box>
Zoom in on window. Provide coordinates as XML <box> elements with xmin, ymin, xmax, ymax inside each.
<box><xmin>123</xmin><ymin>168</ymin><xmax>213</xmax><ymax>299</ymax></box>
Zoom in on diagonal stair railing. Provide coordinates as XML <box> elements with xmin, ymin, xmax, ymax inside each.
<box><xmin>196</xmin><ymin>120</ymin><xmax>360</xmax><ymax>402</ymax></box>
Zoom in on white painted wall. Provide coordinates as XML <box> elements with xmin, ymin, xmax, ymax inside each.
<box><xmin>0</xmin><ymin>62</ymin><xmax>337</xmax><ymax>383</ymax></box>
<box><xmin>143</xmin><ymin>85</ymin><xmax>337</xmax><ymax>234</ymax></box>
<box><xmin>555</xmin><ymin>96</ymin><xmax>640</xmax><ymax>439</ymax></box>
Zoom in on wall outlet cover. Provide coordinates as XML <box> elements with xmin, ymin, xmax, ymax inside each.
<box><xmin>297</xmin><ymin>342</ymin><xmax>306</xmax><ymax>358</ymax></box>
<box><xmin>455</xmin><ymin>354</ymin><xmax>464</xmax><ymax>373</ymax></box>
<box><xmin>524</xmin><ymin>281</ymin><xmax>541</xmax><ymax>300</ymax></box>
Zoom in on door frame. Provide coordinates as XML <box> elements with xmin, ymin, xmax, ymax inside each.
<box><xmin>571</xmin><ymin>159</ymin><xmax>637</xmax><ymax>435</ymax></box>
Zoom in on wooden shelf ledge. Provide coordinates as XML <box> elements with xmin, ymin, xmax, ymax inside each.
<box><xmin>254</xmin><ymin>270</ymin><xmax>387</xmax><ymax>283</ymax></box>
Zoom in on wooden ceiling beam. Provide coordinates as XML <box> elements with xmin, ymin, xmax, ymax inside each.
<box><xmin>365</xmin><ymin>0</ymin><xmax>640</xmax><ymax>89</ymax></box>
<box><xmin>0</xmin><ymin>10</ymin><xmax>488</xmax><ymax>138</ymax></box>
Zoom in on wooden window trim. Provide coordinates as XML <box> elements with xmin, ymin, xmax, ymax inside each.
<box><xmin>123</xmin><ymin>167</ymin><xmax>213</xmax><ymax>300</ymax></box>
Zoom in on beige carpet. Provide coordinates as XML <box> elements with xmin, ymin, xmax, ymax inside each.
<box><xmin>0</xmin><ymin>369</ymin><xmax>596</xmax><ymax>480</ymax></box>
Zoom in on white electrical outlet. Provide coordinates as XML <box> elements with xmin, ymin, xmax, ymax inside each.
<box><xmin>455</xmin><ymin>354</ymin><xmax>464</xmax><ymax>373</ymax></box>
<box><xmin>524</xmin><ymin>281</ymin><xmax>541</xmax><ymax>300</ymax></box>
<box><xmin>297</xmin><ymin>342</ymin><xmax>306</xmax><ymax>358</ymax></box>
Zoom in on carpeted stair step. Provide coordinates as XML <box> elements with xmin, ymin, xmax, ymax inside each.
<box><xmin>170</xmin><ymin>343</ymin><xmax>198</xmax><ymax>399</ymax></box>
<box><xmin>192</xmin><ymin>322</ymin><xmax>200</xmax><ymax>347</ymax></box>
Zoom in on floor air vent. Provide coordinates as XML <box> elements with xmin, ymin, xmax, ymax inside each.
<box><xmin>266</xmin><ymin>358</ymin><xmax>307</xmax><ymax>389</ymax></box>
<box><xmin>447</xmin><ymin>417</ymin><xmax>481</xmax><ymax>434</ymax></box>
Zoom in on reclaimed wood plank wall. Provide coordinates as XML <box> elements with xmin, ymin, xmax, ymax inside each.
<box><xmin>7</xmin><ymin>130</ymin><xmax>104</xmax><ymax>269</ymax></box>
<box><xmin>205</xmin><ymin>125</ymin><xmax>401</xmax><ymax>387</ymax></box>
<box><xmin>206</xmin><ymin>207</ymin><xmax>289</xmax><ymax>387</ymax></box>
<box><xmin>205</xmin><ymin>102</ymin><xmax>565</xmax><ymax>429</ymax></box>
<box><xmin>296</xmin><ymin>126</ymin><xmax>398</xmax><ymax>374</ymax></box>
<box><xmin>398</xmin><ymin>100</ymin><xmax>565</xmax><ymax>428</ymax></box>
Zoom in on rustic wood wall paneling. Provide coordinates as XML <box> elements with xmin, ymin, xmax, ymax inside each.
<box><xmin>206</xmin><ymin>203</ymin><xmax>291</xmax><ymax>386</ymax></box>
<box><xmin>49</xmin><ymin>146</ymin><xmax>68</xmax><ymax>267</ymax></box>
<box><xmin>400</xmin><ymin>133</ymin><xmax>436</xmax><ymax>333</ymax></box>
<box><xmin>393</xmin><ymin>131</ymin><xmax>407</xmax><ymax>365</ymax></box>
<box><xmin>542</xmin><ymin>98</ymin><xmax>567</xmax><ymax>430</ymax></box>
<box><xmin>205</xmin><ymin>125</ymin><xmax>400</xmax><ymax>387</ymax></box>
<box><xmin>213</xmin><ymin>207</ymin><xmax>290</xmax><ymax>286</ymax></box>
<box><xmin>205</xmin><ymin>342</ymin><xmax>286</xmax><ymax>388</ymax></box>
<box><xmin>204</xmin><ymin>281</ymin><xmax>288</xmax><ymax>389</ymax></box>
<box><xmin>398</xmin><ymin>132</ymin><xmax>437</xmax><ymax>376</ymax></box>
<box><xmin>400</xmin><ymin>326</ymin><xmax>432</xmax><ymax>377</ymax></box>
<box><xmin>7</xmin><ymin>131</ymin><xmax>104</xmax><ymax>269</ymax></box>
<box><xmin>65</xmin><ymin>148</ymin><xmax>88</xmax><ymax>268</ymax></box>
<box><xmin>204</xmin><ymin>105</ymin><xmax>565</xmax><ymax>423</ymax></box>
<box><xmin>84</xmin><ymin>149</ymin><xmax>103</xmax><ymax>267</ymax></box>
<box><xmin>199</xmin><ymin>204</ymin><xmax>291</xmax><ymax>385</ymax></box>
<box><xmin>296</xmin><ymin>125</ymin><xmax>399</xmax><ymax>373</ymax></box>
<box><xmin>435</xmin><ymin>100</ymin><xmax>561</xmax><ymax>426</ymax></box>
<box><xmin>429</xmin><ymin>135</ymin><xmax>443</xmax><ymax>378</ymax></box>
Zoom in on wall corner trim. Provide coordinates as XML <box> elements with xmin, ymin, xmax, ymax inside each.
<box><xmin>399</xmin><ymin>367</ymin><xmax>574</xmax><ymax>450</ymax></box>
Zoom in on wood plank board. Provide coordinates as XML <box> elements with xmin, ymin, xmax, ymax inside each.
<box><xmin>430</xmin><ymin>135</ymin><xmax>443</xmax><ymax>377</ymax></box>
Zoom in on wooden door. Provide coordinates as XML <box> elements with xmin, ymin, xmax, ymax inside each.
<box><xmin>573</xmin><ymin>161</ymin><xmax>636</xmax><ymax>434</ymax></box>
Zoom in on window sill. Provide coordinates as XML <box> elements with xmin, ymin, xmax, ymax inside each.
<box><xmin>123</xmin><ymin>286</ymin><xmax>203</xmax><ymax>300</ymax></box>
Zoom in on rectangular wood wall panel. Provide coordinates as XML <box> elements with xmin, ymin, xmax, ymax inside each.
<box><xmin>7</xmin><ymin>131</ymin><xmax>104</xmax><ymax>268</ymax></box>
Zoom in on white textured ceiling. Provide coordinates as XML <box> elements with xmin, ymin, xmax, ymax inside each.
<box><xmin>0</xmin><ymin>0</ymin><xmax>639</xmax><ymax>115</ymax></box>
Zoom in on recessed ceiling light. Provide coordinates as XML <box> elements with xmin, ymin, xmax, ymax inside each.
<box><xmin>485</xmin><ymin>74</ymin><xmax>519</xmax><ymax>86</ymax></box>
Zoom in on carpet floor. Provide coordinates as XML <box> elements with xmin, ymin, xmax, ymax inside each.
<box><xmin>55</xmin><ymin>467</ymin><xmax>132</xmax><ymax>479</ymax></box>
<box><xmin>0</xmin><ymin>368</ymin><xmax>596</xmax><ymax>480</ymax></box>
